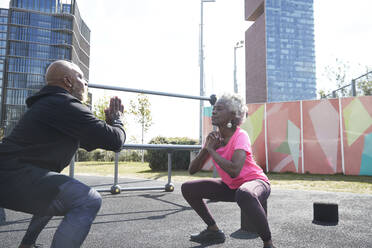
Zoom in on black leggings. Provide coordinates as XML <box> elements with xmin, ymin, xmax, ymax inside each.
<box><xmin>181</xmin><ymin>178</ymin><xmax>272</xmax><ymax>242</ymax></box>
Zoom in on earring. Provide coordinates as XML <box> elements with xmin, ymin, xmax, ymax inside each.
<box><xmin>227</xmin><ymin>121</ymin><xmax>232</xmax><ymax>128</ymax></box>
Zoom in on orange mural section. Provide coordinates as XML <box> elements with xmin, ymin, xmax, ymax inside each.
<box><xmin>202</xmin><ymin>96</ymin><xmax>372</xmax><ymax>175</ymax></box>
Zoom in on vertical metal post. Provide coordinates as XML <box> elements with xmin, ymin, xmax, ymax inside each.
<box><xmin>199</xmin><ymin>0</ymin><xmax>216</xmax><ymax>144</ymax></box>
<box><xmin>114</xmin><ymin>152</ymin><xmax>119</xmax><ymax>185</ymax></box>
<box><xmin>233</xmin><ymin>41</ymin><xmax>244</xmax><ymax>94</ymax></box>
<box><xmin>234</xmin><ymin>46</ymin><xmax>238</xmax><ymax>93</ymax></box>
<box><xmin>69</xmin><ymin>155</ymin><xmax>75</xmax><ymax>178</ymax></box>
<box><xmin>0</xmin><ymin>207</ymin><xmax>5</xmax><ymax>224</ymax></box>
<box><xmin>199</xmin><ymin>0</ymin><xmax>205</xmax><ymax>144</ymax></box>
<box><xmin>167</xmin><ymin>152</ymin><xmax>172</xmax><ymax>184</ymax></box>
<box><xmin>351</xmin><ymin>79</ymin><xmax>356</xmax><ymax>96</ymax></box>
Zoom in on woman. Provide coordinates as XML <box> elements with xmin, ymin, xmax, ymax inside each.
<box><xmin>181</xmin><ymin>93</ymin><xmax>275</xmax><ymax>248</ymax></box>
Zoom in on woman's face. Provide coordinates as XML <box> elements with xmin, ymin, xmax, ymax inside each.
<box><xmin>211</xmin><ymin>100</ymin><xmax>234</xmax><ymax>127</ymax></box>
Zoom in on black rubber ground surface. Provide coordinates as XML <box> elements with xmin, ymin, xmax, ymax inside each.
<box><xmin>1</xmin><ymin>175</ymin><xmax>371</xmax><ymax>248</ymax></box>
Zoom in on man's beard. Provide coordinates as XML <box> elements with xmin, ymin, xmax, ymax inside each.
<box><xmin>71</xmin><ymin>87</ymin><xmax>88</xmax><ymax>103</ymax></box>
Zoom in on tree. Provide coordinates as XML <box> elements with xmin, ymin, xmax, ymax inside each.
<box><xmin>129</xmin><ymin>94</ymin><xmax>153</xmax><ymax>162</ymax></box>
<box><xmin>356</xmin><ymin>67</ymin><xmax>372</xmax><ymax>96</ymax></box>
<box><xmin>322</xmin><ymin>58</ymin><xmax>351</xmax><ymax>97</ymax></box>
<box><xmin>93</xmin><ymin>95</ymin><xmax>110</xmax><ymax>121</ymax></box>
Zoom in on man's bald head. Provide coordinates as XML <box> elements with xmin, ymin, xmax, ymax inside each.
<box><xmin>45</xmin><ymin>60</ymin><xmax>88</xmax><ymax>101</ymax></box>
<box><xmin>45</xmin><ymin>60</ymin><xmax>81</xmax><ymax>86</ymax></box>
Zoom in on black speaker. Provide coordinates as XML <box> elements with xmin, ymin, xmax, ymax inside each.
<box><xmin>313</xmin><ymin>202</ymin><xmax>338</xmax><ymax>225</ymax></box>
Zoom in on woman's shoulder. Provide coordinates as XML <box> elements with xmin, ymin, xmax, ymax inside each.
<box><xmin>234</xmin><ymin>128</ymin><xmax>251</xmax><ymax>145</ymax></box>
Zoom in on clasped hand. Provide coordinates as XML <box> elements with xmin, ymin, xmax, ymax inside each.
<box><xmin>205</xmin><ymin>131</ymin><xmax>223</xmax><ymax>151</ymax></box>
<box><xmin>104</xmin><ymin>96</ymin><xmax>124</xmax><ymax>125</ymax></box>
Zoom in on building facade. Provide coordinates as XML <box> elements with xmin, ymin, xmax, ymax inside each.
<box><xmin>245</xmin><ymin>0</ymin><xmax>316</xmax><ymax>103</ymax></box>
<box><xmin>0</xmin><ymin>0</ymin><xmax>90</xmax><ymax>134</ymax></box>
<box><xmin>0</xmin><ymin>8</ymin><xmax>8</xmax><ymax>124</ymax></box>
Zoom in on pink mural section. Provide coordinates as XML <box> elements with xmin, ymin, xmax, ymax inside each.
<box><xmin>302</xmin><ymin>99</ymin><xmax>343</xmax><ymax>174</ymax></box>
<box><xmin>202</xmin><ymin>96</ymin><xmax>372</xmax><ymax>175</ymax></box>
<box><xmin>266</xmin><ymin>102</ymin><xmax>302</xmax><ymax>173</ymax></box>
<box><xmin>342</xmin><ymin>96</ymin><xmax>372</xmax><ymax>175</ymax></box>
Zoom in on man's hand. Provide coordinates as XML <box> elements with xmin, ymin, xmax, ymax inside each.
<box><xmin>104</xmin><ymin>96</ymin><xmax>124</xmax><ymax>125</ymax></box>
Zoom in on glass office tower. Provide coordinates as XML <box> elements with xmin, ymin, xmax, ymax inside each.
<box><xmin>0</xmin><ymin>9</ymin><xmax>8</xmax><ymax>125</ymax></box>
<box><xmin>1</xmin><ymin>0</ymin><xmax>90</xmax><ymax>134</ymax></box>
<box><xmin>245</xmin><ymin>0</ymin><xmax>316</xmax><ymax>103</ymax></box>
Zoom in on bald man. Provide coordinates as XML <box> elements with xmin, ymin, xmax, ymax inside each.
<box><xmin>0</xmin><ymin>60</ymin><xmax>126</xmax><ymax>248</ymax></box>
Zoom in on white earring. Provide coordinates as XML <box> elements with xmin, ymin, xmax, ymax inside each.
<box><xmin>227</xmin><ymin>122</ymin><xmax>232</xmax><ymax>128</ymax></box>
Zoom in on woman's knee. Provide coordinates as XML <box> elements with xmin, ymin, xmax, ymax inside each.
<box><xmin>181</xmin><ymin>181</ymin><xmax>192</xmax><ymax>197</ymax></box>
<box><xmin>235</xmin><ymin>188</ymin><xmax>258</xmax><ymax>207</ymax></box>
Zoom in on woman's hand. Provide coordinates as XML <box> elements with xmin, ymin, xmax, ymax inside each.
<box><xmin>205</xmin><ymin>131</ymin><xmax>223</xmax><ymax>151</ymax></box>
<box><xmin>105</xmin><ymin>96</ymin><xmax>124</xmax><ymax>125</ymax></box>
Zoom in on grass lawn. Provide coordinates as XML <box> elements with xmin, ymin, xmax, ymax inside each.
<box><xmin>62</xmin><ymin>161</ymin><xmax>372</xmax><ymax>194</ymax></box>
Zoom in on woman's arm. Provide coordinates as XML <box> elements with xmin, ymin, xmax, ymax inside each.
<box><xmin>205</xmin><ymin>131</ymin><xmax>246</xmax><ymax>178</ymax></box>
<box><xmin>188</xmin><ymin>147</ymin><xmax>210</xmax><ymax>175</ymax></box>
<box><xmin>206</xmin><ymin>148</ymin><xmax>246</xmax><ymax>178</ymax></box>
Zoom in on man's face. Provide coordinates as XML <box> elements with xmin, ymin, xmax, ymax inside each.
<box><xmin>70</xmin><ymin>66</ymin><xmax>88</xmax><ymax>102</ymax></box>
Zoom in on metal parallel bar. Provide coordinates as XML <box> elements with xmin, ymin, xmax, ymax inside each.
<box><xmin>97</xmin><ymin>186</ymin><xmax>165</xmax><ymax>192</ymax></box>
<box><xmin>122</xmin><ymin>144</ymin><xmax>202</xmax><ymax>151</ymax></box>
<box><xmin>89</xmin><ymin>83</ymin><xmax>211</xmax><ymax>101</ymax></box>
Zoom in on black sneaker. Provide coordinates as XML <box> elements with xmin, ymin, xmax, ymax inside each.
<box><xmin>190</xmin><ymin>229</ymin><xmax>226</xmax><ymax>244</ymax></box>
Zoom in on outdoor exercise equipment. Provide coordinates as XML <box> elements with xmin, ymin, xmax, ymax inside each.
<box><xmin>313</xmin><ymin>202</ymin><xmax>339</xmax><ymax>225</ymax></box>
<box><xmin>69</xmin><ymin>83</ymin><xmax>216</xmax><ymax>193</ymax></box>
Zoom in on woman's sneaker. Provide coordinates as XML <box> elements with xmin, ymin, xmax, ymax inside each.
<box><xmin>190</xmin><ymin>229</ymin><xmax>226</xmax><ymax>244</ymax></box>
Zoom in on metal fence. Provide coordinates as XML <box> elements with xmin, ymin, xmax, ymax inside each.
<box><xmin>69</xmin><ymin>83</ymin><xmax>216</xmax><ymax>193</ymax></box>
<box><xmin>323</xmin><ymin>70</ymin><xmax>372</xmax><ymax>98</ymax></box>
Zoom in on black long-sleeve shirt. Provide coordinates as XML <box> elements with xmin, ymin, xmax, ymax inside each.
<box><xmin>0</xmin><ymin>85</ymin><xmax>126</xmax><ymax>214</ymax></box>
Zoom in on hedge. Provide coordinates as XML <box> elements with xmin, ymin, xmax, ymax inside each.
<box><xmin>147</xmin><ymin>136</ymin><xmax>198</xmax><ymax>171</ymax></box>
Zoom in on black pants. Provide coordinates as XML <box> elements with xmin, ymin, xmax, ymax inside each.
<box><xmin>181</xmin><ymin>178</ymin><xmax>272</xmax><ymax>242</ymax></box>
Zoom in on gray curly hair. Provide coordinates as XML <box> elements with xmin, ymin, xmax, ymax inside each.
<box><xmin>217</xmin><ymin>93</ymin><xmax>248</xmax><ymax>126</ymax></box>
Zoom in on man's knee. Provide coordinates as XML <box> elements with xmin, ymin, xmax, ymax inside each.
<box><xmin>48</xmin><ymin>180</ymin><xmax>101</xmax><ymax>216</ymax></box>
<box><xmin>85</xmin><ymin>188</ymin><xmax>102</xmax><ymax>214</ymax></box>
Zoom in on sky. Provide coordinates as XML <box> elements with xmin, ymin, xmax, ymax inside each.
<box><xmin>0</xmin><ymin>0</ymin><xmax>371</xmax><ymax>143</ymax></box>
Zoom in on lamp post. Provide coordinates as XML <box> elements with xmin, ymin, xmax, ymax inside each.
<box><xmin>199</xmin><ymin>0</ymin><xmax>215</xmax><ymax>144</ymax></box>
<box><xmin>233</xmin><ymin>40</ymin><xmax>244</xmax><ymax>94</ymax></box>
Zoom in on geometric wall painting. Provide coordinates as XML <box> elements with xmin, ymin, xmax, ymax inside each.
<box><xmin>241</xmin><ymin>105</ymin><xmax>264</xmax><ymax>145</ymax></box>
<box><xmin>288</xmin><ymin>120</ymin><xmax>300</xmax><ymax>172</ymax></box>
<box><xmin>309</xmin><ymin>100</ymin><xmax>339</xmax><ymax>172</ymax></box>
<box><xmin>343</xmin><ymin>98</ymin><xmax>372</xmax><ymax>146</ymax></box>
<box><xmin>360</xmin><ymin>132</ymin><xmax>372</xmax><ymax>175</ymax></box>
<box><xmin>273</xmin><ymin>120</ymin><xmax>300</xmax><ymax>172</ymax></box>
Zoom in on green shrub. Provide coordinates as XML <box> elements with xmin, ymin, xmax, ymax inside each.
<box><xmin>147</xmin><ymin>136</ymin><xmax>198</xmax><ymax>171</ymax></box>
<box><xmin>76</xmin><ymin>148</ymin><xmax>148</xmax><ymax>162</ymax></box>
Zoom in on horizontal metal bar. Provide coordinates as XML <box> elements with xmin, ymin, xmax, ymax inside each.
<box><xmin>89</xmin><ymin>83</ymin><xmax>211</xmax><ymax>101</ymax></box>
<box><xmin>353</xmin><ymin>70</ymin><xmax>372</xmax><ymax>81</ymax></box>
<box><xmin>96</xmin><ymin>186</ymin><xmax>166</xmax><ymax>192</ymax></box>
<box><xmin>122</xmin><ymin>143</ymin><xmax>202</xmax><ymax>151</ymax></box>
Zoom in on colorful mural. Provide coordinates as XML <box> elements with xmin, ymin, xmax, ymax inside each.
<box><xmin>202</xmin><ymin>96</ymin><xmax>372</xmax><ymax>176</ymax></box>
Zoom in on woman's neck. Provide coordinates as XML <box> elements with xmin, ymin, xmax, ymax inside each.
<box><xmin>218</xmin><ymin>126</ymin><xmax>237</xmax><ymax>144</ymax></box>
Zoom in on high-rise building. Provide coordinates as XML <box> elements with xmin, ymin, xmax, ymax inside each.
<box><xmin>0</xmin><ymin>8</ymin><xmax>8</xmax><ymax>124</ymax></box>
<box><xmin>245</xmin><ymin>0</ymin><xmax>316</xmax><ymax>103</ymax></box>
<box><xmin>0</xmin><ymin>0</ymin><xmax>90</xmax><ymax>134</ymax></box>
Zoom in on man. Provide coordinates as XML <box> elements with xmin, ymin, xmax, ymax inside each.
<box><xmin>0</xmin><ymin>60</ymin><xmax>126</xmax><ymax>248</ymax></box>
